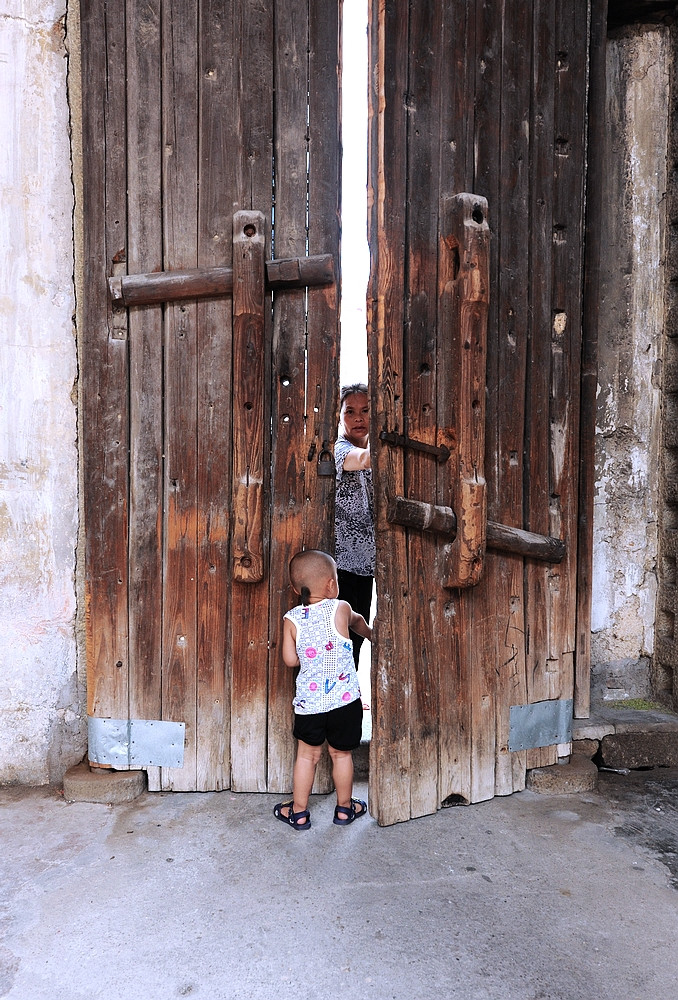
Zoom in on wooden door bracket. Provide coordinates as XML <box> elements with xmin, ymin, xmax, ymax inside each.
<box><xmin>379</xmin><ymin>429</ymin><xmax>450</xmax><ymax>463</ymax></box>
<box><xmin>441</xmin><ymin>193</ymin><xmax>490</xmax><ymax>588</ymax></box>
<box><xmin>232</xmin><ymin>211</ymin><xmax>266</xmax><ymax>582</ymax></box>
<box><xmin>387</xmin><ymin>495</ymin><xmax>566</xmax><ymax>566</ymax></box>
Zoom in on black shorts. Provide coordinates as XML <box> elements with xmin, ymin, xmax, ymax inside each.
<box><xmin>293</xmin><ymin>697</ymin><xmax>363</xmax><ymax>751</ymax></box>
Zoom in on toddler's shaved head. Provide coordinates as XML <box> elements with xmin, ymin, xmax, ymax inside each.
<box><xmin>289</xmin><ymin>549</ymin><xmax>336</xmax><ymax>603</ymax></box>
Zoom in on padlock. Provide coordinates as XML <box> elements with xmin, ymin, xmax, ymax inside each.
<box><xmin>317</xmin><ymin>446</ymin><xmax>336</xmax><ymax>477</ymax></box>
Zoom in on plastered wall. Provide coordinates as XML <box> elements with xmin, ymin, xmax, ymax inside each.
<box><xmin>592</xmin><ymin>27</ymin><xmax>669</xmax><ymax>705</ymax></box>
<box><xmin>0</xmin><ymin>1</ymin><xmax>84</xmax><ymax>783</ymax></box>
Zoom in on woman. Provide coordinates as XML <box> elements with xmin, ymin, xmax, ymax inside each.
<box><xmin>334</xmin><ymin>383</ymin><xmax>374</xmax><ymax>669</ymax></box>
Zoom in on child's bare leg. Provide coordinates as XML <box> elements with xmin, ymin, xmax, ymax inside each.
<box><xmin>281</xmin><ymin>740</ymin><xmax>322</xmax><ymax>825</ymax></box>
<box><xmin>328</xmin><ymin>745</ymin><xmax>355</xmax><ymax>809</ymax></box>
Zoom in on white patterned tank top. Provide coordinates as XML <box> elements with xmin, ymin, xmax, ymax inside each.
<box><xmin>283</xmin><ymin>598</ymin><xmax>361</xmax><ymax>715</ymax></box>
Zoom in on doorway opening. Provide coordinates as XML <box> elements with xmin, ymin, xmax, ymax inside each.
<box><xmin>340</xmin><ymin>0</ymin><xmax>373</xmax><ymax>739</ymax></box>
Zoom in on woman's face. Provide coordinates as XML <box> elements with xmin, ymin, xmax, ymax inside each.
<box><xmin>340</xmin><ymin>392</ymin><xmax>369</xmax><ymax>447</ymax></box>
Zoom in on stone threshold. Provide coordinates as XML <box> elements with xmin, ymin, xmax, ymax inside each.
<box><xmin>573</xmin><ymin>703</ymin><xmax>678</xmax><ymax>771</ymax></box>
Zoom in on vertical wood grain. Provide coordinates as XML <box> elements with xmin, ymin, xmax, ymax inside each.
<box><xmin>524</xmin><ymin>0</ymin><xmax>558</xmax><ymax>771</ymax></box>
<box><xmin>126</xmin><ymin>0</ymin><xmax>163</xmax><ymax>789</ymax></box>
<box><xmin>195</xmin><ymin>0</ymin><xmax>235</xmax><ymax>792</ymax></box>
<box><xmin>436</xmin><ymin>0</ymin><xmax>475</xmax><ymax>808</ymax></box>
<box><xmin>160</xmin><ymin>0</ymin><xmax>200</xmax><ymax>791</ymax></box>
<box><xmin>403</xmin><ymin>0</ymin><xmax>444</xmax><ymax>820</ymax></box>
<box><xmin>81</xmin><ymin>0</ymin><xmax>130</xmax><ymax>734</ymax></box>
<box><xmin>549</xmin><ymin>0</ymin><xmax>588</xmax><ymax>731</ymax></box>
<box><xmin>368</xmin><ymin>0</ymin><xmax>411</xmax><ymax>826</ymax></box>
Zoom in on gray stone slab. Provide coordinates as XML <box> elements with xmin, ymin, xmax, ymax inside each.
<box><xmin>571</xmin><ymin>714</ymin><xmax>616</xmax><ymax>741</ymax></box>
<box><xmin>596</xmin><ymin>706</ymin><xmax>678</xmax><ymax>734</ymax></box>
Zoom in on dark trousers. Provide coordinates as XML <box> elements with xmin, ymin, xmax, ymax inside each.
<box><xmin>337</xmin><ymin>569</ymin><xmax>374</xmax><ymax>670</ymax></box>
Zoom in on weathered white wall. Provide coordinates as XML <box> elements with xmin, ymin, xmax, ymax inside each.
<box><xmin>0</xmin><ymin>1</ymin><xmax>84</xmax><ymax>782</ymax></box>
<box><xmin>592</xmin><ymin>28</ymin><xmax>669</xmax><ymax>704</ymax></box>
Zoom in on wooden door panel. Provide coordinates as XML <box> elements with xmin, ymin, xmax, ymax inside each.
<box><xmin>81</xmin><ymin>0</ymin><xmax>340</xmax><ymax>793</ymax></box>
<box><xmin>369</xmin><ymin>0</ymin><xmax>592</xmax><ymax>823</ymax></box>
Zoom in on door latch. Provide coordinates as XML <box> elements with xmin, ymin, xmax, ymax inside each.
<box><xmin>379</xmin><ymin>429</ymin><xmax>451</xmax><ymax>464</ymax></box>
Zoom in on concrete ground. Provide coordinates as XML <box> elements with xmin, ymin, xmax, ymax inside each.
<box><xmin>2</xmin><ymin>769</ymin><xmax>678</xmax><ymax>1000</ymax></box>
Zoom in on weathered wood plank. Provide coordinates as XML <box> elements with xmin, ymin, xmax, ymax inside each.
<box><xmin>81</xmin><ymin>0</ymin><xmax>130</xmax><ymax>734</ymax></box>
<box><xmin>549</xmin><ymin>0</ymin><xmax>588</xmax><ymax>710</ymax></box>
<box><xmin>525</xmin><ymin>0</ymin><xmax>588</xmax><ymax>770</ymax></box>
<box><xmin>160</xmin><ymin>0</ymin><xmax>199</xmax><ymax>791</ymax></box>
<box><xmin>125</xmin><ymin>0</ymin><xmax>163</xmax><ymax>790</ymax></box>
<box><xmin>467</xmin><ymin>0</ymin><xmax>517</xmax><ymax>802</ymax></box>
<box><xmin>436</xmin><ymin>0</ymin><xmax>475</xmax><ymax>809</ymax></box>
<box><xmin>195</xmin><ymin>0</ymin><xmax>234</xmax><ymax>792</ymax></box>
<box><xmin>266</xmin><ymin>0</ymin><xmax>311</xmax><ymax>794</ymax></box>
<box><xmin>229</xmin><ymin>0</ymin><xmax>274</xmax><ymax>792</ymax></box>
<box><xmin>479</xmin><ymin>0</ymin><xmax>532</xmax><ymax>797</ymax></box>
<box><xmin>368</xmin><ymin>0</ymin><xmax>411</xmax><ymax>826</ymax></box>
<box><xmin>306</xmin><ymin>0</ymin><xmax>342</xmax><ymax>549</ymax></box>
<box><xmin>404</xmin><ymin>0</ymin><xmax>445</xmax><ymax>820</ymax></box>
<box><xmin>521</xmin><ymin>0</ymin><xmax>556</xmax><ymax>772</ymax></box>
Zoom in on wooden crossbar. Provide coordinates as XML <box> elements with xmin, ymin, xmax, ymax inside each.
<box><xmin>108</xmin><ymin>253</ymin><xmax>335</xmax><ymax>307</ymax></box>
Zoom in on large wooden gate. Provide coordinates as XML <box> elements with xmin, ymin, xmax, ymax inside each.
<box><xmin>367</xmin><ymin>1</ymin><xmax>599</xmax><ymax>824</ymax></box>
<box><xmin>81</xmin><ymin>0</ymin><xmax>599</xmax><ymax>822</ymax></box>
<box><xmin>80</xmin><ymin>0</ymin><xmax>341</xmax><ymax>792</ymax></box>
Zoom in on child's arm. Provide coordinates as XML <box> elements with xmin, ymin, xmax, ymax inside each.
<box><xmin>336</xmin><ymin>600</ymin><xmax>373</xmax><ymax>643</ymax></box>
<box><xmin>349</xmin><ymin>610</ymin><xmax>372</xmax><ymax>644</ymax></box>
<box><xmin>282</xmin><ymin>617</ymin><xmax>300</xmax><ymax>667</ymax></box>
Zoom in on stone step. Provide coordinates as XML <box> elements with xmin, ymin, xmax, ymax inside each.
<box><xmin>526</xmin><ymin>754</ymin><xmax>599</xmax><ymax>794</ymax></box>
<box><xmin>573</xmin><ymin>704</ymin><xmax>678</xmax><ymax>769</ymax></box>
<box><xmin>63</xmin><ymin>763</ymin><xmax>146</xmax><ymax>804</ymax></box>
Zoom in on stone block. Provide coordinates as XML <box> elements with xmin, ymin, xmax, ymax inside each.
<box><xmin>526</xmin><ymin>755</ymin><xmax>598</xmax><ymax>794</ymax></box>
<box><xmin>63</xmin><ymin>763</ymin><xmax>146</xmax><ymax>804</ymax></box>
<box><xmin>571</xmin><ymin>715</ymin><xmax>616</xmax><ymax>741</ymax></box>
<box><xmin>599</xmin><ymin>731</ymin><xmax>678</xmax><ymax>769</ymax></box>
<box><xmin>572</xmin><ymin>738</ymin><xmax>599</xmax><ymax>759</ymax></box>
